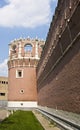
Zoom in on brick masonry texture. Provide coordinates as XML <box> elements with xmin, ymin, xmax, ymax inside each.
<box><xmin>8</xmin><ymin>67</ymin><xmax>37</xmax><ymax>101</ymax></box>
<box><xmin>38</xmin><ymin>40</ymin><xmax>80</xmax><ymax>113</ymax></box>
<box><xmin>37</xmin><ymin>0</ymin><xmax>80</xmax><ymax>114</ymax></box>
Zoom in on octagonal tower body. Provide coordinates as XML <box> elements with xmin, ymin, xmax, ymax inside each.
<box><xmin>8</xmin><ymin>37</ymin><xmax>44</xmax><ymax>108</ymax></box>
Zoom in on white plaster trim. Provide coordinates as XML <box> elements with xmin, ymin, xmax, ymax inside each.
<box><xmin>9</xmin><ymin>57</ymin><xmax>40</xmax><ymax>60</ymax></box>
<box><xmin>8</xmin><ymin>65</ymin><xmax>37</xmax><ymax>69</ymax></box>
<box><xmin>8</xmin><ymin>101</ymin><xmax>37</xmax><ymax>108</ymax></box>
<box><xmin>35</xmin><ymin>42</ymin><xmax>39</xmax><ymax>59</ymax></box>
<box><xmin>9</xmin><ymin>46</ymin><xmax>11</xmax><ymax>57</ymax></box>
<box><xmin>18</xmin><ymin>43</ymin><xmax>22</xmax><ymax>58</ymax></box>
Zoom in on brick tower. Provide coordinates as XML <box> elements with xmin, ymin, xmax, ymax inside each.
<box><xmin>8</xmin><ymin>37</ymin><xmax>44</xmax><ymax>108</ymax></box>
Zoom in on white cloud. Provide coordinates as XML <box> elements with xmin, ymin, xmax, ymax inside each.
<box><xmin>0</xmin><ymin>0</ymin><xmax>56</xmax><ymax>28</ymax></box>
<box><xmin>0</xmin><ymin>59</ymin><xmax>8</xmax><ymax>76</ymax></box>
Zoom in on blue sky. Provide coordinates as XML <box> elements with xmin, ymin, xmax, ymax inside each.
<box><xmin>0</xmin><ymin>0</ymin><xmax>58</xmax><ymax>76</ymax></box>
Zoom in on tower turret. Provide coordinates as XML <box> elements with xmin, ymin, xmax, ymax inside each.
<box><xmin>8</xmin><ymin>37</ymin><xmax>45</xmax><ymax>108</ymax></box>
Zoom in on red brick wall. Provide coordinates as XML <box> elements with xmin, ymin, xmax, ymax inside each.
<box><xmin>37</xmin><ymin>40</ymin><xmax>80</xmax><ymax>113</ymax></box>
<box><xmin>37</xmin><ymin>0</ymin><xmax>80</xmax><ymax>114</ymax></box>
<box><xmin>8</xmin><ymin>67</ymin><xmax>37</xmax><ymax>101</ymax></box>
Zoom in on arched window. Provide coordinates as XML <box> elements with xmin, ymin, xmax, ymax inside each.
<box><xmin>12</xmin><ymin>44</ymin><xmax>16</xmax><ymax>53</ymax></box>
<box><xmin>24</xmin><ymin>44</ymin><xmax>32</xmax><ymax>52</ymax></box>
<box><xmin>40</xmin><ymin>45</ymin><xmax>44</xmax><ymax>50</ymax></box>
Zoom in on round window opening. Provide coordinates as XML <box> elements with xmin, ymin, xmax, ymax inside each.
<box><xmin>24</xmin><ymin>44</ymin><xmax>32</xmax><ymax>52</ymax></box>
<box><xmin>21</xmin><ymin>103</ymin><xmax>23</xmax><ymax>106</ymax></box>
<box><xmin>20</xmin><ymin>89</ymin><xmax>24</xmax><ymax>94</ymax></box>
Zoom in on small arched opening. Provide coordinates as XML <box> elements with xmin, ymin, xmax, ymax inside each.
<box><xmin>24</xmin><ymin>44</ymin><xmax>32</xmax><ymax>52</ymax></box>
